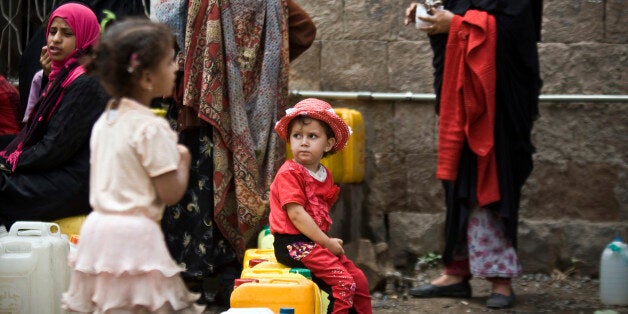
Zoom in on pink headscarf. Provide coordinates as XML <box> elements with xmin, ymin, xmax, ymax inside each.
<box><xmin>46</xmin><ymin>3</ymin><xmax>100</xmax><ymax>87</ymax></box>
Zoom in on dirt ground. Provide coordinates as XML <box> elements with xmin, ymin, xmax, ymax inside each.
<box><xmin>369</xmin><ymin>267</ymin><xmax>628</xmax><ymax>314</ymax></box>
<box><xmin>204</xmin><ymin>267</ymin><xmax>628</xmax><ymax>313</ymax></box>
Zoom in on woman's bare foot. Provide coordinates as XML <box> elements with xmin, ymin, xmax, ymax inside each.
<box><xmin>491</xmin><ymin>282</ymin><xmax>512</xmax><ymax>296</ymax></box>
<box><xmin>431</xmin><ymin>274</ymin><xmax>465</xmax><ymax>286</ymax></box>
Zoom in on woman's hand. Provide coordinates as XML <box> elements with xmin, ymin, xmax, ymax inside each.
<box><xmin>40</xmin><ymin>46</ymin><xmax>51</xmax><ymax>76</ymax></box>
<box><xmin>418</xmin><ymin>8</ymin><xmax>454</xmax><ymax>35</ymax></box>
<box><xmin>403</xmin><ymin>2</ymin><xmax>420</xmax><ymax>26</ymax></box>
<box><xmin>404</xmin><ymin>3</ymin><xmax>453</xmax><ymax>36</ymax></box>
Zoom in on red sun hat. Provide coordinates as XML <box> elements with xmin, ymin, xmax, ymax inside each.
<box><xmin>275</xmin><ymin>98</ymin><xmax>351</xmax><ymax>152</ymax></box>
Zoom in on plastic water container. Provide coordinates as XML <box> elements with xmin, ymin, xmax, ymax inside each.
<box><xmin>250</xmin><ymin>260</ymin><xmax>289</xmax><ymax>269</ymax></box>
<box><xmin>53</xmin><ymin>215</ymin><xmax>86</xmax><ymax>237</ymax></box>
<box><xmin>230</xmin><ymin>277</ymin><xmax>320</xmax><ymax>314</ymax></box>
<box><xmin>599</xmin><ymin>237</ymin><xmax>628</xmax><ymax>305</ymax></box>
<box><xmin>0</xmin><ymin>221</ymin><xmax>70</xmax><ymax>314</ymax></box>
<box><xmin>69</xmin><ymin>234</ymin><xmax>80</xmax><ymax>255</ymax></box>
<box><xmin>241</xmin><ymin>267</ymin><xmax>294</xmax><ymax>279</ymax></box>
<box><xmin>243</xmin><ymin>248</ymin><xmax>276</xmax><ymax>269</ymax></box>
<box><xmin>257</xmin><ymin>225</ymin><xmax>275</xmax><ymax>249</ymax></box>
<box><xmin>220</xmin><ymin>308</ymin><xmax>274</xmax><ymax>314</ymax></box>
<box><xmin>289</xmin><ymin>268</ymin><xmax>330</xmax><ymax>314</ymax></box>
<box><xmin>240</xmin><ymin>267</ymin><xmax>328</xmax><ymax>314</ymax></box>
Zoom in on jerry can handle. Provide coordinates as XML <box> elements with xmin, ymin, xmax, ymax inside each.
<box><xmin>269</xmin><ymin>278</ymin><xmax>301</xmax><ymax>284</ymax></box>
<box><xmin>8</xmin><ymin>221</ymin><xmax>62</xmax><ymax>237</ymax></box>
<box><xmin>253</xmin><ymin>269</ymin><xmax>283</xmax><ymax>274</ymax></box>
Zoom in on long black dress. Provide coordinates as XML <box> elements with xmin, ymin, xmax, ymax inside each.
<box><xmin>0</xmin><ymin>75</ymin><xmax>108</xmax><ymax>228</ymax></box>
<box><xmin>428</xmin><ymin>0</ymin><xmax>543</xmax><ymax>264</ymax></box>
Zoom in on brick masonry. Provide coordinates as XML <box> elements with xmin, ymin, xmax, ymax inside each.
<box><xmin>289</xmin><ymin>0</ymin><xmax>628</xmax><ymax>277</ymax></box>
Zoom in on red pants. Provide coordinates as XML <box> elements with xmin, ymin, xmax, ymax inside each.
<box><xmin>300</xmin><ymin>244</ymin><xmax>372</xmax><ymax>314</ymax></box>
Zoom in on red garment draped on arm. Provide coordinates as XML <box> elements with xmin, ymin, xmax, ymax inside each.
<box><xmin>436</xmin><ymin>9</ymin><xmax>499</xmax><ymax>206</ymax></box>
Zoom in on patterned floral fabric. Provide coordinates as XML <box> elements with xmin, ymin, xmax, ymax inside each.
<box><xmin>182</xmin><ymin>0</ymin><xmax>290</xmax><ymax>260</ymax></box>
<box><xmin>161</xmin><ymin>125</ymin><xmax>237</xmax><ymax>280</ymax></box>
<box><xmin>446</xmin><ymin>207</ymin><xmax>522</xmax><ymax>278</ymax></box>
<box><xmin>287</xmin><ymin>241</ymin><xmax>316</xmax><ymax>261</ymax></box>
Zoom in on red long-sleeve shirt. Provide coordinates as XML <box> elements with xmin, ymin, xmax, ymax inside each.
<box><xmin>436</xmin><ymin>10</ymin><xmax>500</xmax><ymax>206</ymax></box>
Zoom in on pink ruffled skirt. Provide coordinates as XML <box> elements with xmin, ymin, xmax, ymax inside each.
<box><xmin>62</xmin><ymin>211</ymin><xmax>204</xmax><ymax>313</ymax></box>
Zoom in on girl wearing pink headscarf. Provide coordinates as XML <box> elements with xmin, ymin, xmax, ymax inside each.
<box><xmin>0</xmin><ymin>2</ymin><xmax>108</xmax><ymax>230</ymax></box>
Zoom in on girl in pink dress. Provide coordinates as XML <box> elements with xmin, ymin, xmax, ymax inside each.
<box><xmin>62</xmin><ymin>18</ymin><xmax>202</xmax><ymax>313</ymax></box>
<box><xmin>270</xmin><ymin>98</ymin><xmax>372</xmax><ymax>314</ymax></box>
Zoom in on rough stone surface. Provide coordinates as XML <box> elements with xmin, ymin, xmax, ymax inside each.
<box><xmin>541</xmin><ymin>0</ymin><xmax>604</xmax><ymax>44</ymax></box>
<box><xmin>538</xmin><ymin>43</ymin><xmax>628</xmax><ymax>94</ymax></box>
<box><xmin>320</xmin><ymin>40</ymin><xmax>389</xmax><ymax>91</ymax></box>
<box><xmin>518</xmin><ymin>220</ymin><xmax>628</xmax><ymax>275</ymax></box>
<box><xmin>387</xmin><ymin>41</ymin><xmax>434</xmax><ymax>92</ymax></box>
<box><xmin>289</xmin><ymin>41</ymin><xmax>321</xmax><ymax>90</ymax></box>
<box><xmin>288</xmin><ymin>0</ymin><xmax>627</xmax><ymax>283</ymax></box>
<box><xmin>386</xmin><ymin>212</ymin><xmax>445</xmax><ymax>267</ymax></box>
<box><xmin>606</xmin><ymin>0</ymin><xmax>628</xmax><ymax>44</ymax></box>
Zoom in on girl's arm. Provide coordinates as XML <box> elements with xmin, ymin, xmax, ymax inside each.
<box><xmin>153</xmin><ymin>144</ymin><xmax>191</xmax><ymax>205</ymax></box>
<box><xmin>285</xmin><ymin>202</ymin><xmax>345</xmax><ymax>256</ymax></box>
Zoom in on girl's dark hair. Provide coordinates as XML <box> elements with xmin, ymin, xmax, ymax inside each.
<box><xmin>88</xmin><ymin>17</ymin><xmax>175</xmax><ymax>97</ymax></box>
<box><xmin>287</xmin><ymin>116</ymin><xmax>337</xmax><ymax>157</ymax></box>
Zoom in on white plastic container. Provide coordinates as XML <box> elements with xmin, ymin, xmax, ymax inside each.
<box><xmin>599</xmin><ymin>237</ymin><xmax>628</xmax><ymax>306</ymax></box>
<box><xmin>0</xmin><ymin>221</ymin><xmax>70</xmax><ymax>314</ymax></box>
<box><xmin>257</xmin><ymin>225</ymin><xmax>275</xmax><ymax>249</ymax></box>
<box><xmin>221</xmin><ymin>308</ymin><xmax>274</xmax><ymax>314</ymax></box>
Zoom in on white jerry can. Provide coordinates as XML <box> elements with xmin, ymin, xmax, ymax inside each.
<box><xmin>0</xmin><ymin>221</ymin><xmax>70</xmax><ymax>314</ymax></box>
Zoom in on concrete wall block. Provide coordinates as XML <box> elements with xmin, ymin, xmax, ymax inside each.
<box><xmin>393</xmin><ymin>103</ymin><xmax>437</xmax><ymax>153</ymax></box>
<box><xmin>320</xmin><ymin>40</ymin><xmax>388</xmax><ymax>91</ymax></box>
<box><xmin>538</xmin><ymin>43</ymin><xmax>628</xmax><ymax>94</ymax></box>
<box><xmin>518</xmin><ymin>220</ymin><xmax>564</xmax><ymax>274</ymax></box>
<box><xmin>606</xmin><ymin>0</ymin><xmax>628</xmax><ymax>44</ymax></box>
<box><xmin>522</xmin><ymin>160</ymin><xmax>623</xmax><ymax>221</ymax></box>
<box><xmin>405</xmin><ymin>153</ymin><xmax>444</xmax><ymax>214</ymax></box>
<box><xmin>297</xmin><ymin>0</ymin><xmax>345</xmax><ymax>40</ymax></box>
<box><xmin>532</xmin><ymin>103</ymin><xmax>628</xmax><ymax>164</ymax></box>
<box><xmin>366</xmin><ymin>153</ymin><xmax>408</xmax><ymax>213</ymax></box>
<box><xmin>519</xmin><ymin>220</ymin><xmax>628</xmax><ymax>275</ymax></box>
<box><xmin>289</xmin><ymin>41</ymin><xmax>321</xmax><ymax>90</ymax></box>
<box><xmin>561</xmin><ymin>221</ymin><xmax>628</xmax><ymax>275</ymax></box>
<box><xmin>542</xmin><ymin>0</ymin><xmax>604</xmax><ymax>43</ymax></box>
<box><xmin>343</xmin><ymin>0</ymin><xmax>398</xmax><ymax>40</ymax></box>
<box><xmin>388</xmin><ymin>41</ymin><xmax>434</xmax><ymax>92</ymax></box>
<box><xmin>387</xmin><ymin>212</ymin><xmax>445</xmax><ymax>266</ymax></box>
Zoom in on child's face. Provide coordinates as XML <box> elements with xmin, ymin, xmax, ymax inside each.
<box><xmin>289</xmin><ymin>118</ymin><xmax>336</xmax><ymax>172</ymax></box>
<box><xmin>149</xmin><ymin>48</ymin><xmax>178</xmax><ymax>98</ymax></box>
<box><xmin>47</xmin><ymin>17</ymin><xmax>76</xmax><ymax>63</ymax></box>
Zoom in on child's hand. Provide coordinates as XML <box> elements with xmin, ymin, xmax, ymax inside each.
<box><xmin>324</xmin><ymin>237</ymin><xmax>345</xmax><ymax>256</ymax></box>
<box><xmin>177</xmin><ymin>144</ymin><xmax>191</xmax><ymax>167</ymax></box>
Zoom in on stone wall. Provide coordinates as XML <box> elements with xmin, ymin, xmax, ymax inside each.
<box><xmin>288</xmin><ymin>0</ymin><xmax>628</xmax><ymax>279</ymax></box>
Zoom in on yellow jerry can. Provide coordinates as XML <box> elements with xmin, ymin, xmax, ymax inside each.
<box><xmin>231</xmin><ymin>277</ymin><xmax>322</xmax><ymax>314</ymax></box>
<box><xmin>242</xmin><ymin>248</ymin><xmax>276</xmax><ymax>269</ymax></box>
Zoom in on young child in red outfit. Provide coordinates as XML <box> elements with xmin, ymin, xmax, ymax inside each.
<box><xmin>270</xmin><ymin>98</ymin><xmax>372</xmax><ymax>314</ymax></box>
